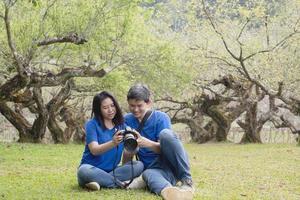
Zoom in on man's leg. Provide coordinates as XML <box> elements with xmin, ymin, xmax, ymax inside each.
<box><xmin>77</xmin><ymin>164</ymin><xmax>118</xmax><ymax>188</ymax></box>
<box><xmin>142</xmin><ymin>168</ymin><xmax>175</xmax><ymax>194</ymax></box>
<box><xmin>159</xmin><ymin>129</ymin><xmax>192</xmax><ymax>182</ymax></box>
<box><xmin>143</xmin><ymin>167</ymin><xmax>193</xmax><ymax>200</ymax></box>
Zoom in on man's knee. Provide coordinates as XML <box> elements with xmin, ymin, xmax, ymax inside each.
<box><xmin>159</xmin><ymin>129</ymin><xmax>177</xmax><ymax>143</ymax></box>
<box><xmin>134</xmin><ymin>161</ymin><xmax>144</xmax><ymax>173</ymax></box>
<box><xmin>142</xmin><ymin>168</ymin><xmax>155</xmax><ymax>182</ymax></box>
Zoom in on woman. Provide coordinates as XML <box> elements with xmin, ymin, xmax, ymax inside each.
<box><xmin>77</xmin><ymin>91</ymin><xmax>144</xmax><ymax>190</ymax></box>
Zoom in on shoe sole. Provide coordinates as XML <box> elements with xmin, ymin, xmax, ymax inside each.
<box><xmin>127</xmin><ymin>176</ymin><xmax>146</xmax><ymax>189</ymax></box>
<box><xmin>161</xmin><ymin>187</ymin><xmax>193</xmax><ymax>200</ymax></box>
<box><xmin>85</xmin><ymin>182</ymin><xmax>100</xmax><ymax>191</ymax></box>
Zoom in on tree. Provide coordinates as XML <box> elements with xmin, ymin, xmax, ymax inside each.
<box><xmin>153</xmin><ymin>0</ymin><xmax>300</xmax><ymax>144</ymax></box>
<box><xmin>199</xmin><ymin>0</ymin><xmax>300</xmax><ymax>143</ymax></box>
<box><xmin>0</xmin><ymin>0</ymin><xmax>193</xmax><ymax>143</ymax></box>
<box><xmin>0</xmin><ymin>0</ymin><xmax>138</xmax><ymax>142</ymax></box>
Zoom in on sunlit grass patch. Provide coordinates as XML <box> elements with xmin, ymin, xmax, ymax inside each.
<box><xmin>0</xmin><ymin>143</ymin><xmax>299</xmax><ymax>199</ymax></box>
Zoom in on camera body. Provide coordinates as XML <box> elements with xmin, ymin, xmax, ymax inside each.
<box><xmin>119</xmin><ymin>127</ymin><xmax>138</xmax><ymax>153</ymax></box>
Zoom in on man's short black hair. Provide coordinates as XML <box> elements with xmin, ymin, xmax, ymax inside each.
<box><xmin>127</xmin><ymin>83</ymin><xmax>151</xmax><ymax>102</ymax></box>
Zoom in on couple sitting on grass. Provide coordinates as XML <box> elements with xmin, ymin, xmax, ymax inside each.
<box><xmin>77</xmin><ymin>84</ymin><xmax>194</xmax><ymax>200</ymax></box>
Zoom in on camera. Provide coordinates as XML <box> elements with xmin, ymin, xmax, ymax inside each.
<box><xmin>120</xmin><ymin>127</ymin><xmax>138</xmax><ymax>153</ymax></box>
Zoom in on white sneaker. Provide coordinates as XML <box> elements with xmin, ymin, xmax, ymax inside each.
<box><xmin>161</xmin><ymin>186</ymin><xmax>194</xmax><ymax>200</ymax></box>
<box><xmin>180</xmin><ymin>179</ymin><xmax>195</xmax><ymax>193</ymax></box>
<box><xmin>85</xmin><ymin>182</ymin><xmax>100</xmax><ymax>191</ymax></box>
<box><xmin>126</xmin><ymin>175</ymin><xmax>146</xmax><ymax>189</ymax></box>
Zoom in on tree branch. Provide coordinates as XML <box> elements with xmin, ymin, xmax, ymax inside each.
<box><xmin>201</xmin><ymin>0</ymin><xmax>240</xmax><ymax>61</ymax></box>
<box><xmin>239</xmin><ymin>59</ymin><xmax>252</xmax><ymax>80</ymax></box>
<box><xmin>264</xmin><ymin>16</ymin><xmax>270</xmax><ymax>47</ymax></box>
<box><xmin>294</xmin><ymin>17</ymin><xmax>300</xmax><ymax>32</ymax></box>
<box><xmin>0</xmin><ymin>75</ymin><xmax>30</xmax><ymax>101</ymax></box>
<box><xmin>37</xmin><ymin>33</ymin><xmax>88</xmax><ymax>46</ymax></box>
<box><xmin>0</xmin><ymin>100</ymin><xmax>32</xmax><ymax>135</ymax></box>
<box><xmin>271</xmin><ymin>116</ymin><xmax>300</xmax><ymax>134</ymax></box>
<box><xmin>203</xmin><ymin>86</ymin><xmax>237</xmax><ymax>102</ymax></box>
<box><xmin>42</xmin><ymin>0</ymin><xmax>58</xmax><ymax>21</ymax></box>
<box><xmin>4</xmin><ymin>3</ymin><xmax>26</xmax><ymax>76</ymax></box>
<box><xmin>29</xmin><ymin>59</ymin><xmax>126</xmax><ymax>87</ymax></box>
<box><xmin>47</xmin><ymin>81</ymin><xmax>73</xmax><ymax>113</ymax></box>
<box><xmin>206</xmin><ymin>55</ymin><xmax>238</xmax><ymax>68</ymax></box>
<box><xmin>237</xmin><ymin>18</ymin><xmax>250</xmax><ymax>44</ymax></box>
<box><xmin>156</xmin><ymin>97</ymin><xmax>189</xmax><ymax>106</ymax></box>
<box><xmin>243</xmin><ymin>31</ymin><xmax>299</xmax><ymax>61</ymax></box>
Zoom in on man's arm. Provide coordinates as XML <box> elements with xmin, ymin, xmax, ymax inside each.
<box><xmin>139</xmin><ymin>136</ymin><xmax>161</xmax><ymax>153</ymax></box>
<box><xmin>133</xmin><ymin>130</ymin><xmax>161</xmax><ymax>153</ymax></box>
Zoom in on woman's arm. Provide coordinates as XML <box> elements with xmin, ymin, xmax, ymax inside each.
<box><xmin>88</xmin><ymin>131</ymin><xmax>123</xmax><ymax>156</ymax></box>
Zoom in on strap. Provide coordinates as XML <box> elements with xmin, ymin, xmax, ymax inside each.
<box><xmin>135</xmin><ymin>110</ymin><xmax>152</xmax><ymax>161</ymax></box>
<box><xmin>136</xmin><ymin>110</ymin><xmax>152</xmax><ymax>133</ymax></box>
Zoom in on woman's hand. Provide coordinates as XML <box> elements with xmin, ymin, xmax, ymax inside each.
<box><xmin>112</xmin><ymin>130</ymin><xmax>124</xmax><ymax>146</ymax></box>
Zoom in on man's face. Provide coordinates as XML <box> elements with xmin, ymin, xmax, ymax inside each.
<box><xmin>128</xmin><ymin>99</ymin><xmax>151</xmax><ymax>120</ymax></box>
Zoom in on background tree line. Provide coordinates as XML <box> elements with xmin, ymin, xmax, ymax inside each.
<box><xmin>0</xmin><ymin>0</ymin><xmax>299</xmax><ymax>144</ymax></box>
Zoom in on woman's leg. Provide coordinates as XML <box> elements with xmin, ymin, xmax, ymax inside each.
<box><xmin>109</xmin><ymin>161</ymin><xmax>144</xmax><ymax>182</ymax></box>
<box><xmin>77</xmin><ymin>164</ymin><xmax>118</xmax><ymax>188</ymax></box>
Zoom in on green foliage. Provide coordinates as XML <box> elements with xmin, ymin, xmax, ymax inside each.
<box><xmin>0</xmin><ymin>143</ymin><xmax>299</xmax><ymax>199</ymax></box>
<box><xmin>0</xmin><ymin>0</ymin><xmax>195</xmax><ymax>102</ymax></box>
<box><xmin>0</xmin><ymin>0</ymin><xmax>138</xmax><ymax>68</ymax></box>
<box><xmin>184</xmin><ymin>0</ymin><xmax>300</xmax><ymax>94</ymax></box>
<box><xmin>1</xmin><ymin>0</ymin><xmax>298</xmax><ymax>117</ymax></box>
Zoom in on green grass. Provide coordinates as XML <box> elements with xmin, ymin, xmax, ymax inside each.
<box><xmin>0</xmin><ymin>143</ymin><xmax>299</xmax><ymax>200</ymax></box>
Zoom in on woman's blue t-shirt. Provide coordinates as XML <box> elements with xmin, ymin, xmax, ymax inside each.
<box><xmin>79</xmin><ymin>118</ymin><xmax>124</xmax><ymax>172</ymax></box>
<box><xmin>124</xmin><ymin>110</ymin><xmax>171</xmax><ymax>168</ymax></box>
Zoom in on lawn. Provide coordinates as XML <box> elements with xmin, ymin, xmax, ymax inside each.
<box><xmin>0</xmin><ymin>142</ymin><xmax>299</xmax><ymax>200</ymax></box>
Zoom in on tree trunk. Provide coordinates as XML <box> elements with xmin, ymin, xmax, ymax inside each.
<box><xmin>47</xmin><ymin>114</ymin><xmax>65</xmax><ymax>143</ymax></box>
<box><xmin>205</xmin><ymin>105</ymin><xmax>230</xmax><ymax>142</ymax></box>
<box><xmin>59</xmin><ymin>105</ymin><xmax>86</xmax><ymax>143</ymax></box>
<box><xmin>188</xmin><ymin>119</ymin><xmax>214</xmax><ymax>143</ymax></box>
<box><xmin>31</xmin><ymin>87</ymin><xmax>49</xmax><ymax>142</ymax></box>
<box><xmin>171</xmin><ymin>113</ymin><xmax>216</xmax><ymax>143</ymax></box>
<box><xmin>239</xmin><ymin>126</ymin><xmax>263</xmax><ymax>143</ymax></box>
<box><xmin>46</xmin><ymin>81</ymin><xmax>73</xmax><ymax>143</ymax></box>
<box><xmin>0</xmin><ymin>101</ymin><xmax>34</xmax><ymax>142</ymax></box>
<box><xmin>239</xmin><ymin>103</ymin><xmax>263</xmax><ymax>143</ymax></box>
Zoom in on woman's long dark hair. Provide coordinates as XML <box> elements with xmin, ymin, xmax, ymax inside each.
<box><xmin>91</xmin><ymin>91</ymin><xmax>124</xmax><ymax>129</ymax></box>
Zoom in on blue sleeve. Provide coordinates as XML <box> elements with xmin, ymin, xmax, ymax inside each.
<box><xmin>124</xmin><ymin>114</ymin><xmax>135</xmax><ymax>129</ymax></box>
<box><xmin>116</xmin><ymin>123</ymin><xmax>126</xmax><ymax>131</ymax></box>
<box><xmin>85</xmin><ymin>120</ymin><xmax>98</xmax><ymax>145</ymax></box>
<box><xmin>157</xmin><ymin>112</ymin><xmax>171</xmax><ymax>135</ymax></box>
<box><xmin>124</xmin><ymin>114</ymin><xmax>131</xmax><ymax>125</ymax></box>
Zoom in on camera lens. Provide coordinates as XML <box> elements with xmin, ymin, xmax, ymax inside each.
<box><xmin>123</xmin><ymin>133</ymin><xmax>138</xmax><ymax>153</ymax></box>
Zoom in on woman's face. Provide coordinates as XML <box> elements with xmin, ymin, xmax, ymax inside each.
<box><xmin>100</xmin><ymin>97</ymin><xmax>116</xmax><ymax>121</ymax></box>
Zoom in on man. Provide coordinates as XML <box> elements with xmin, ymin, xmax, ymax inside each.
<box><xmin>123</xmin><ymin>84</ymin><xmax>194</xmax><ymax>200</ymax></box>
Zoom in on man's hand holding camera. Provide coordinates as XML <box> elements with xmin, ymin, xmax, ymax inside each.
<box><xmin>131</xmin><ymin>130</ymin><xmax>154</xmax><ymax>148</ymax></box>
<box><xmin>117</xmin><ymin>127</ymin><xmax>160</xmax><ymax>154</ymax></box>
<box><xmin>131</xmin><ymin>130</ymin><xmax>160</xmax><ymax>154</ymax></box>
